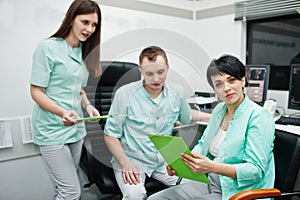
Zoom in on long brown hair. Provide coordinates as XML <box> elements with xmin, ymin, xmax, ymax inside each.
<box><xmin>51</xmin><ymin>0</ymin><xmax>102</xmax><ymax>77</ymax></box>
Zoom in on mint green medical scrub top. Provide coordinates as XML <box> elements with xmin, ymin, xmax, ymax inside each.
<box><xmin>104</xmin><ymin>81</ymin><xmax>192</xmax><ymax>176</ymax></box>
<box><xmin>30</xmin><ymin>37</ymin><xmax>89</xmax><ymax>145</ymax></box>
<box><xmin>192</xmin><ymin>95</ymin><xmax>275</xmax><ymax>200</ymax></box>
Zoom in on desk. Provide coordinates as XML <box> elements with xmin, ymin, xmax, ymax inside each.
<box><xmin>188</xmin><ymin>96</ymin><xmax>218</xmax><ymax>111</ymax></box>
<box><xmin>275</xmin><ymin>124</ymin><xmax>300</xmax><ymax>136</ymax></box>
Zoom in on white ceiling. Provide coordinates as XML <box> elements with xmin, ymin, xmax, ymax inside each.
<box><xmin>137</xmin><ymin>0</ymin><xmax>234</xmax><ymax>10</ymax></box>
<box><xmin>99</xmin><ymin>0</ymin><xmax>236</xmax><ymax>20</ymax></box>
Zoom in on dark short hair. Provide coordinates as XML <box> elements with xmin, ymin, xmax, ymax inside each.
<box><xmin>206</xmin><ymin>55</ymin><xmax>245</xmax><ymax>88</ymax></box>
<box><xmin>139</xmin><ymin>46</ymin><xmax>169</xmax><ymax>66</ymax></box>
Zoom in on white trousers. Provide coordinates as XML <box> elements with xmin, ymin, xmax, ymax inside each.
<box><xmin>147</xmin><ymin>173</ymin><xmax>222</xmax><ymax>200</ymax></box>
<box><xmin>112</xmin><ymin>161</ymin><xmax>180</xmax><ymax>200</ymax></box>
<box><xmin>39</xmin><ymin>139</ymin><xmax>83</xmax><ymax>200</ymax></box>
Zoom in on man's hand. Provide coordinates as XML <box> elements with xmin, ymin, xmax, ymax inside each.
<box><xmin>122</xmin><ymin>161</ymin><xmax>140</xmax><ymax>185</ymax></box>
<box><xmin>166</xmin><ymin>164</ymin><xmax>176</xmax><ymax>176</ymax></box>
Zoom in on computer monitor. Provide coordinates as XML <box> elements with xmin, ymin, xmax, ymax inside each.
<box><xmin>288</xmin><ymin>64</ymin><xmax>300</xmax><ymax>110</ymax></box>
<box><xmin>268</xmin><ymin>65</ymin><xmax>290</xmax><ymax>90</ymax></box>
<box><xmin>245</xmin><ymin>64</ymin><xmax>270</xmax><ymax>105</ymax></box>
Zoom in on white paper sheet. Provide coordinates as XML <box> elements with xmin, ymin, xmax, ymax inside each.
<box><xmin>0</xmin><ymin>120</ymin><xmax>13</xmax><ymax>148</ymax></box>
<box><xmin>20</xmin><ymin>116</ymin><xmax>33</xmax><ymax>144</ymax></box>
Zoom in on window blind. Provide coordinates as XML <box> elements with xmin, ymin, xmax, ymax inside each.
<box><xmin>235</xmin><ymin>0</ymin><xmax>300</xmax><ymax>21</ymax></box>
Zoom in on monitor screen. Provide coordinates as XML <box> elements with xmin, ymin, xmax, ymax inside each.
<box><xmin>245</xmin><ymin>65</ymin><xmax>270</xmax><ymax>105</ymax></box>
<box><xmin>288</xmin><ymin>64</ymin><xmax>300</xmax><ymax>110</ymax></box>
<box><xmin>268</xmin><ymin>65</ymin><xmax>290</xmax><ymax>90</ymax></box>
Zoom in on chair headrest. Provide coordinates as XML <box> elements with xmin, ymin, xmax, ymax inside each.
<box><xmin>100</xmin><ymin>61</ymin><xmax>140</xmax><ymax>86</ymax></box>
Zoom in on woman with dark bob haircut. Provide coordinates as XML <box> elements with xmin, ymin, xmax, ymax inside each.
<box><xmin>148</xmin><ymin>55</ymin><xmax>275</xmax><ymax>200</ymax></box>
<box><xmin>30</xmin><ymin>0</ymin><xmax>102</xmax><ymax>199</ymax></box>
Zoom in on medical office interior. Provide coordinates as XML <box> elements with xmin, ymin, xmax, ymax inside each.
<box><xmin>0</xmin><ymin>0</ymin><xmax>300</xmax><ymax>199</ymax></box>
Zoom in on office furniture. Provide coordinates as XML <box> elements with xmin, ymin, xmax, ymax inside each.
<box><xmin>80</xmin><ymin>61</ymin><xmax>168</xmax><ymax>198</ymax></box>
<box><xmin>189</xmin><ymin>92</ymin><xmax>218</xmax><ymax>111</ymax></box>
<box><xmin>94</xmin><ymin>61</ymin><xmax>141</xmax><ymax>129</ymax></box>
<box><xmin>230</xmin><ymin>130</ymin><xmax>300</xmax><ymax>200</ymax></box>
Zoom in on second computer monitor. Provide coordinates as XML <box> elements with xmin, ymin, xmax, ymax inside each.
<box><xmin>245</xmin><ymin>64</ymin><xmax>270</xmax><ymax>105</ymax></box>
<box><xmin>288</xmin><ymin>64</ymin><xmax>300</xmax><ymax>110</ymax></box>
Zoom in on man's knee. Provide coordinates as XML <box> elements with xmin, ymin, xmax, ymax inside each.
<box><xmin>121</xmin><ymin>184</ymin><xmax>147</xmax><ymax>200</ymax></box>
<box><xmin>123</xmin><ymin>192</ymin><xmax>147</xmax><ymax>200</ymax></box>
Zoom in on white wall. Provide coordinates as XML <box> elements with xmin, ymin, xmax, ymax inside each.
<box><xmin>100</xmin><ymin>6</ymin><xmax>244</xmax><ymax>95</ymax></box>
<box><xmin>0</xmin><ymin>0</ymin><xmax>73</xmax><ymax>119</ymax></box>
<box><xmin>0</xmin><ymin>1</ymin><xmax>243</xmax><ymax>119</ymax></box>
<box><xmin>0</xmin><ymin>156</ymin><xmax>55</xmax><ymax>200</ymax></box>
<box><xmin>0</xmin><ymin>2</ymin><xmax>73</xmax><ymax>198</ymax></box>
<box><xmin>0</xmin><ymin>0</ymin><xmax>243</xmax><ymax>199</ymax></box>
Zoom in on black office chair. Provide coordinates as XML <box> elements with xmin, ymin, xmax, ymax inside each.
<box><xmin>230</xmin><ymin>130</ymin><xmax>300</xmax><ymax>200</ymax></box>
<box><xmin>80</xmin><ymin>61</ymin><xmax>168</xmax><ymax>198</ymax></box>
<box><xmin>94</xmin><ymin>61</ymin><xmax>141</xmax><ymax>129</ymax></box>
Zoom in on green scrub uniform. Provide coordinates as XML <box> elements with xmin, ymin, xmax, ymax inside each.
<box><xmin>30</xmin><ymin>37</ymin><xmax>89</xmax><ymax>145</ymax></box>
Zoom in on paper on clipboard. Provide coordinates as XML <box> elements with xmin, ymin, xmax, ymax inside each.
<box><xmin>148</xmin><ymin>134</ymin><xmax>210</xmax><ymax>184</ymax></box>
<box><xmin>76</xmin><ymin>114</ymin><xmax>127</xmax><ymax>122</ymax></box>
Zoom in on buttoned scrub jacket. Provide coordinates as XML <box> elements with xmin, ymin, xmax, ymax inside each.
<box><xmin>30</xmin><ymin>37</ymin><xmax>89</xmax><ymax>145</ymax></box>
<box><xmin>104</xmin><ymin>80</ymin><xmax>192</xmax><ymax>176</ymax></box>
<box><xmin>192</xmin><ymin>95</ymin><xmax>275</xmax><ymax>200</ymax></box>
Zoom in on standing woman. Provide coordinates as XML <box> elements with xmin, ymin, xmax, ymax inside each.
<box><xmin>148</xmin><ymin>55</ymin><xmax>275</xmax><ymax>200</ymax></box>
<box><xmin>30</xmin><ymin>0</ymin><xmax>101</xmax><ymax>199</ymax></box>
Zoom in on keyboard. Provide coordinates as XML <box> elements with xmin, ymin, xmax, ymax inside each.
<box><xmin>276</xmin><ymin>116</ymin><xmax>300</xmax><ymax>126</ymax></box>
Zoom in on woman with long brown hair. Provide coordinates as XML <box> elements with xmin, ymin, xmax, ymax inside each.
<box><xmin>30</xmin><ymin>1</ymin><xmax>101</xmax><ymax>199</ymax></box>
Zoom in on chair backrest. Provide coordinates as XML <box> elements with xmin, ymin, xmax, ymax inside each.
<box><xmin>81</xmin><ymin>61</ymin><xmax>167</xmax><ymax>195</ymax></box>
<box><xmin>273</xmin><ymin>130</ymin><xmax>300</xmax><ymax>193</ymax></box>
<box><xmin>94</xmin><ymin>61</ymin><xmax>141</xmax><ymax>129</ymax></box>
<box><xmin>83</xmin><ymin>60</ymin><xmax>141</xmax><ymax>166</ymax></box>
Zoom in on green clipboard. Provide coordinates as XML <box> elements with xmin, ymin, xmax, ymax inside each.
<box><xmin>76</xmin><ymin>114</ymin><xmax>127</xmax><ymax>122</ymax></box>
<box><xmin>148</xmin><ymin>134</ymin><xmax>210</xmax><ymax>184</ymax></box>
